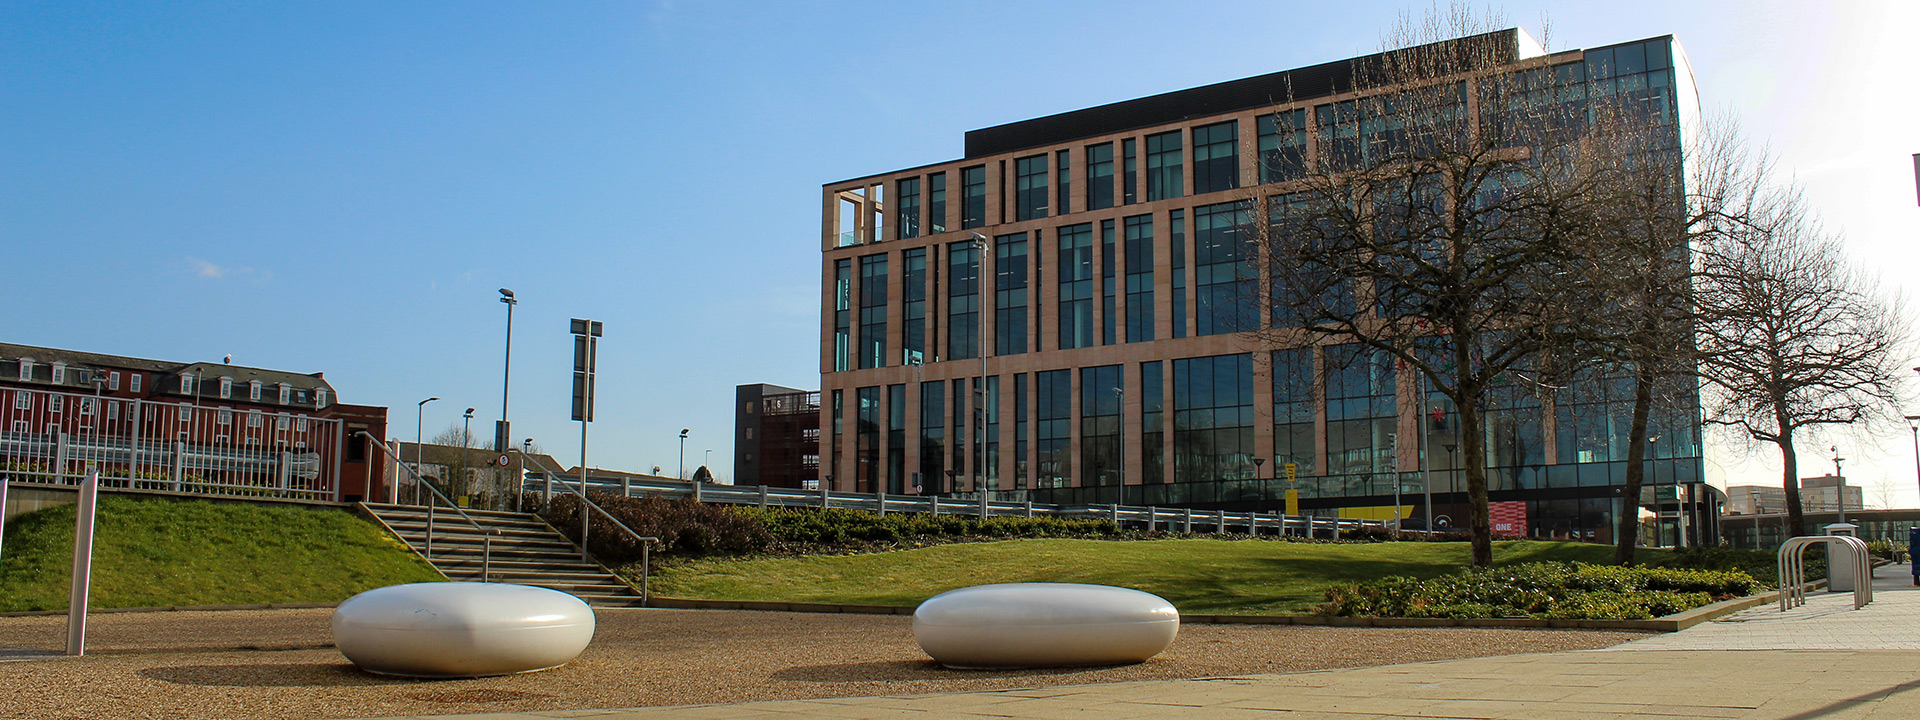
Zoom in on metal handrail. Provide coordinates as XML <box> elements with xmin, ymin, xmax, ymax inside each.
<box><xmin>541</xmin><ymin>476</ymin><xmax>661</xmax><ymax>605</ymax></box>
<box><xmin>357</xmin><ymin>432</ymin><xmax>494</xmax><ymax>581</ymax></box>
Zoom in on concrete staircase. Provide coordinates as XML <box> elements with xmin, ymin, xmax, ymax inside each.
<box><xmin>360</xmin><ymin>503</ymin><xmax>647</xmax><ymax>608</ymax></box>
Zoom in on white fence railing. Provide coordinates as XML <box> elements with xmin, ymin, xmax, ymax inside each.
<box><xmin>0</xmin><ymin>386</ymin><xmax>342</xmax><ymax>500</ymax></box>
<box><xmin>526</xmin><ymin>473</ymin><xmax>1388</xmax><ymax>537</ymax></box>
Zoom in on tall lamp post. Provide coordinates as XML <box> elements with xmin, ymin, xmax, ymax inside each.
<box><xmin>1906</xmin><ymin>414</ymin><xmax>1920</xmax><ymax>507</ymax></box>
<box><xmin>968</xmin><ymin>231</ymin><xmax>990</xmax><ymax>497</ymax></box>
<box><xmin>1832</xmin><ymin>445</ymin><xmax>1846</xmax><ymax>524</ymax></box>
<box><xmin>1647</xmin><ymin>435</ymin><xmax>1661</xmax><ymax>547</ymax></box>
<box><xmin>461</xmin><ymin>408</ymin><xmax>475</xmax><ymax>502</ymax></box>
<box><xmin>497</xmin><ymin>289</ymin><xmax>516</xmax><ymax>453</ymax></box>
<box><xmin>415</xmin><ymin>397</ymin><xmax>439</xmax><ymax>504</ymax></box>
<box><xmin>678</xmin><ymin>429</ymin><xmax>690</xmax><ymax>480</ymax></box>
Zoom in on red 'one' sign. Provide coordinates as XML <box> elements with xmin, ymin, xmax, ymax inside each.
<box><xmin>1489</xmin><ymin>501</ymin><xmax>1529</xmax><ymax>537</ymax></box>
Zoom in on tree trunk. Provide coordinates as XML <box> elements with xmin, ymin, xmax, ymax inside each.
<box><xmin>1458</xmin><ymin>393</ymin><xmax>1493</xmax><ymax>567</ymax></box>
<box><xmin>1614</xmin><ymin>365</ymin><xmax>1654</xmax><ymax>565</ymax></box>
<box><xmin>1777</xmin><ymin>419</ymin><xmax>1805</xmax><ymax>538</ymax></box>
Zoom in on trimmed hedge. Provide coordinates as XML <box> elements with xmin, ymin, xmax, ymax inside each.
<box><xmin>742</xmin><ymin>507</ymin><xmax>1117</xmax><ymax>545</ymax></box>
<box><xmin>1321</xmin><ymin>561</ymin><xmax>1758</xmax><ymax>620</ymax></box>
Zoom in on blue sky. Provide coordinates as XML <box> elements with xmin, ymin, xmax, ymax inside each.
<box><xmin>3</xmin><ymin>1</ymin><xmax>1915</xmax><ymax>499</ymax></box>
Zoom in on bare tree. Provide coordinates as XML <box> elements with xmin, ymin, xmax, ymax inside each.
<box><xmin>1254</xmin><ymin>8</ymin><xmax>1616</xmax><ymax>566</ymax></box>
<box><xmin>430</xmin><ymin>422</ymin><xmax>485</xmax><ymax>500</ymax></box>
<box><xmin>1694</xmin><ymin>195</ymin><xmax>1910</xmax><ymax>537</ymax></box>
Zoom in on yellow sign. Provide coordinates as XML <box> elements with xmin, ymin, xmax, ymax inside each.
<box><xmin>1284</xmin><ymin>463</ymin><xmax>1297</xmax><ymax>482</ymax></box>
<box><xmin>1285</xmin><ymin>489</ymin><xmax>1299</xmax><ymax>515</ymax></box>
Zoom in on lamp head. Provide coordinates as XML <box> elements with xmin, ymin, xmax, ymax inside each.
<box><xmin>499</xmin><ymin>288</ymin><xmax>514</xmax><ymax>299</ymax></box>
<box><xmin>464</xmin><ymin>408</ymin><xmax>475</xmax><ymax>417</ymax></box>
<box><xmin>680</xmin><ymin>428</ymin><xmax>689</xmax><ymax>438</ymax></box>
<box><xmin>420</xmin><ymin>397</ymin><xmax>439</xmax><ymax>406</ymax></box>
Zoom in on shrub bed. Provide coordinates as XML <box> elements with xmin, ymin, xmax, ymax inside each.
<box><xmin>1321</xmin><ymin>561</ymin><xmax>1759</xmax><ymax>620</ymax></box>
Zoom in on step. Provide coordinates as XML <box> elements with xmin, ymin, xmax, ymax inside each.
<box><xmin>391</xmin><ymin>533</ymin><xmax>578</xmax><ymax>551</ymax></box>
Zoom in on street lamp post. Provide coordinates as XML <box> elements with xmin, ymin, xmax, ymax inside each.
<box><xmin>497</xmin><ymin>289</ymin><xmax>516</xmax><ymax>453</ymax></box>
<box><xmin>704</xmin><ymin>449</ymin><xmax>712</xmax><ymax>479</ymax></box>
<box><xmin>1906</xmin><ymin>415</ymin><xmax>1920</xmax><ymax>509</ymax></box>
<box><xmin>679</xmin><ymin>429</ymin><xmax>690</xmax><ymax>480</ymax></box>
<box><xmin>461</xmin><ymin>408</ymin><xmax>475</xmax><ymax>503</ymax></box>
<box><xmin>968</xmin><ymin>232</ymin><xmax>990</xmax><ymax>498</ymax></box>
<box><xmin>415</xmin><ymin>397</ymin><xmax>439</xmax><ymax>505</ymax></box>
<box><xmin>1253</xmin><ymin>457</ymin><xmax>1267</xmax><ymax>516</ymax></box>
<box><xmin>1647</xmin><ymin>435</ymin><xmax>1662</xmax><ymax>547</ymax></box>
<box><xmin>1832</xmin><ymin>445</ymin><xmax>1846</xmax><ymax>524</ymax></box>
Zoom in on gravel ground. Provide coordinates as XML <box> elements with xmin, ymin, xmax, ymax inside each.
<box><xmin>0</xmin><ymin>607</ymin><xmax>1646</xmax><ymax>720</ymax></box>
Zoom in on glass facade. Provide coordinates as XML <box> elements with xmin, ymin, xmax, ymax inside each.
<box><xmin>947</xmin><ymin>242</ymin><xmax>981</xmax><ymax>360</ymax></box>
<box><xmin>887</xmin><ymin>384</ymin><xmax>906</xmax><ymax>493</ymax></box>
<box><xmin>858</xmin><ymin>254</ymin><xmax>887</xmax><ymax>369</ymax></box>
<box><xmin>1080</xmin><ymin>365</ymin><xmax>1123</xmax><ymax>487</ymax></box>
<box><xmin>1100</xmin><ymin>220</ymin><xmax>1116</xmax><ymax>346</ymax></box>
<box><xmin>1123</xmin><ymin>215</ymin><xmax>1154</xmax><ymax>343</ymax></box>
<box><xmin>1271</xmin><ymin>347</ymin><xmax>1315</xmax><ymax>475</ymax></box>
<box><xmin>1056</xmin><ymin>223</ymin><xmax>1094</xmax><ymax>349</ymax></box>
<box><xmin>1035</xmin><ymin>369</ymin><xmax>1071</xmax><ymax>488</ymax></box>
<box><xmin>1173</xmin><ymin>354</ymin><xmax>1254</xmax><ymax>485</ymax></box>
<box><xmin>1055</xmin><ymin>149</ymin><xmax>1071</xmax><ymax>216</ymax></box>
<box><xmin>928</xmin><ymin>172</ymin><xmax>947</xmax><ymax>234</ymax></box>
<box><xmin>833</xmin><ymin>258</ymin><xmax>851</xmax><ymax>371</ymax></box>
<box><xmin>994</xmin><ymin>233</ymin><xmax>1029</xmax><ymax>356</ymax></box>
<box><xmin>961</xmin><ymin>166</ymin><xmax>986</xmax><ymax>229</ymax></box>
<box><xmin>1194</xmin><ymin>202</ymin><xmax>1254</xmax><ymax>335</ymax></box>
<box><xmin>1015</xmin><ymin>154</ymin><xmax>1049</xmax><ymax>221</ymax></box>
<box><xmin>1169</xmin><ymin>210</ymin><xmax>1187</xmax><ymax>339</ymax></box>
<box><xmin>1145</xmin><ymin>131</ymin><xmax>1183</xmax><ymax>201</ymax></box>
<box><xmin>1324</xmin><ymin>344</ymin><xmax>1395</xmax><ymax>492</ymax></box>
<box><xmin>920</xmin><ymin>380</ymin><xmax>944</xmax><ymax>493</ymax></box>
<box><xmin>857</xmin><ymin>386</ymin><xmax>880</xmax><ymax>491</ymax></box>
<box><xmin>1140</xmin><ymin>361</ymin><xmax>1164</xmax><ymax>484</ymax></box>
<box><xmin>1086</xmin><ymin>143</ymin><xmax>1114</xmax><ymax>210</ymax></box>
<box><xmin>1192</xmin><ymin>120</ymin><xmax>1237</xmax><ymax>195</ymax></box>
<box><xmin>1014</xmin><ymin>372</ymin><xmax>1030</xmax><ymax>489</ymax></box>
<box><xmin>985</xmin><ymin>375</ymin><xmax>1001</xmax><ymax>489</ymax></box>
<box><xmin>1121</xmin><ymin>138</ymin><xmax>1137</xmax><ymax>205</ymax></box>
<box><xmin>902</xmin><ymin>248</ymin><xmax>927</xmax><ymax>364</ymax></box>
<box><xmin>896</xmin><ymin>177</ymin><xmax>920</xmax><ymax>239</ymax></box>
<box><xmin>1257</xmin><ymin>109</ymin><xmax>1307</xmax><ymax>183</ymax></box>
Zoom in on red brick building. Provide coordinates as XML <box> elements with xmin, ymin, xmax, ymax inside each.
<box><xmin>0</xmin><ymin>342</ymin><xmax>389</xmax><ymax>503</ymax></box>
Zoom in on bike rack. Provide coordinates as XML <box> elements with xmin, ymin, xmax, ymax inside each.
<box><xmin>1777</xmin><ymin>535</ymin><xmax>1872</xmax><ymax>611</ymax></box>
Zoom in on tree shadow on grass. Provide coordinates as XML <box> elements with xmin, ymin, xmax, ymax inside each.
<box><xmin>770</xmin><ymin>659</ymin><xmax>1128</xmax><ymax>683</ymax></box>
<box><xmin>140</xmin><ymin>662</ymin><xmax>411</xmax><ymax>687</ymax></box>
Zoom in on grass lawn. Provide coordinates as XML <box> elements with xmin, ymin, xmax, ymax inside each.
<box><xmin>0</xmin><ymin>494</ymin><xmax>443</xmax><ymax>612</ymax></box>
<box><xmin>651</xmin><ymin>537</ymin><xmax>1628</xmax><ymax>615</ymax></box>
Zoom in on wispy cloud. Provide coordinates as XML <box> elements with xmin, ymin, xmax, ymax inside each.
<box><xmin>184</xmin><ymin>257</ymin><xmax>273</xmax><ymax>284</ymax></box>
<box><xmin>188</xmin><ymin>257</ymin><xmax>227</xmax><ymax>278</ymax></box>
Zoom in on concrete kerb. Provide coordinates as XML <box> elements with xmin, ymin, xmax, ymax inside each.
<box><xmin>0</xmin><ymin>602</ymin><xmax>339</xmax><ymax>618</ymax></box>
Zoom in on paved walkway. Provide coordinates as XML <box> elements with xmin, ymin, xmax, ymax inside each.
<box><xmin>351</xmin><ymin>566</ymin><xmax>1920</xmax><ymax>720</ymax></box>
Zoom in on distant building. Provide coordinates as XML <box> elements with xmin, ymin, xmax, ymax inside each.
<box><xmin>1726</xmin><ymin>477</ymin><xmax>1860</xmax><ymax>516</ymax></box>
<box><xmin>0</xmin><ymin>342</ymin><xmax>389</xmax><ymax>502</ymax></box>
<box><xmin>734</xmin><ymin>383</ymin><xmax>820</xmax><ymax>489</ymax></box>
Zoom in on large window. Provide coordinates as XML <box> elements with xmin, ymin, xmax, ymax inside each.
<box><xmin>858</xmin><ymin>254</ymin><xmax>887</xmax><ymax>369</ymax></box>
<box><xmin>1055</xmin><ymin>150</ymin><xmax>1072</xmax><ymax>216</ymax></box>
<box><xmin>833</xmin><ymin>259</ymin><xmax>851</xmax><ymax>371</ymax></box>
<box><xmin>896</xmin><ymin>177</ymin><xmax>921</xmax><ymax>239</ymax></box>
<box><xmin>1170</xmin><ymin>210</ymin><xmax>1187</xmax><ymax>339</ymax></box>
<box><xmin>920</xmin><ymin>381</ymin><xmax>945</xmax><ymax>493</ymax></box>
<box><xmin>1316</xmin><ymin>100</ymin><xmax>1360</xmax><ymax>171</ymax></box>
<box><xmin>888</xmin><ymin>384</ymin><xmax>907</xmax><ymax>493</ymax></box>
<box><xmin>1141</xmin><ymin>361</ymin><xmax>1164</xmax><ymax>484</ymax></box>
<box><xmin>1145</xmin><ymin>131</ymin><xmax>1183</xmax><ymax>201</ymax></box>
<box><xmin>1325</xmin><ymin>344</ymin><xmax>1396</xmax><ymax>488</ymax></box>
<box><xmin>1086</xmin><ymin>143</ymin><xmax>1114</xmax><ymax>210</ymax></box>
<box><xmin>903</xmin><ymin>248</ymin><xmax>927</xmax><ymax>364</ymax></box>
<box><xmin>1194</xmin><ymin>202</ymin><xmax>1254</xmax><ymax>335</ymax></box>
<box><xmin>985</xmin><ymin>375</ymin><xmax>1001</xmax><ymax>489</ymax></box>
<box><xmin>1015</xmin><ymin>155</ymin><xmax>1049</xmax><ymax>221</ymax></box>
<box><xmin>1271</xmin><ymin>347</ymin><xmax>1316</xmax><ymax>475</ymax></box>
<box><xmin>1056</xmin><ymin>223</ymin><xmax>1095</xmax><ymax>349</ymax></box>
<box><xmin>1172</xmin><ymin>354</ymin><xmax>1254</xmax><ymax>485</ymax></box>
<box><xmin>1014</xmin><ymin>372</ymin><xmax>1030</xmax><ymax>489</ymax></box>
<box><xmin>928</xmin><ymin>172</ymin><xmax>948</xmax><ymax>234</ymax></box>
<box><xmin>857</xmin><ymin>386</ymin><xmax>880</xmax><ymax>492</ymax></box>
<box><xmin>994</xmin><ymin>234</ymin><xmax>1028</xmax><ymax>356</ymax></box>
<box><xmin>1100</xmin><ymin>220</ymin><xmax>1116</xmax><ymax>346</ymax></box>
<box><xmin>1121</xmin><ymin>138</ymin><xmax>1138</xmax><ymax>205</ymax></box>
<box><xmin>1080</xmin><ymin>365</ymin><xmax>1123</xmax><ymax>487</ymax></box>
<box><xmin>1123</xmin><ymin>215</ymin><xmax>1154</xmax><ymax>343</ymax></box>
<box><xmin>1035</xmin><ymin>370</ymin><xmax>1071</xmax><ymax>488</ymax></box>
<box><xmin>1258</xmin><ymin>109</ymin><xmax>1308</xmax><ymax>183</ymax></box>
<box><xmin>1192</xmin><ymin>120</ymin><xmax>1238</xmax><ymax>195</ymax></box>
<box><xmin>961</xmin><ymin>166</ymin><xmax>987</xmax><ymax>229</ymax></box>
<box><xmin>947</xmin><ymin>242</ymin><xmax>981</xmax><ymax>360</ymax></box>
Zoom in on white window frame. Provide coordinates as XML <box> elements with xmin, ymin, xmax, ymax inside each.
<box><xmin>218</xmin><ymin>409</ymin><xmax>232</xmax><ymax>426</ymax></box>
<box><xmin>296</xmin><ymin>417</ymin><xmax>308</xmax><ymax>432</ymax></box>
<box><xmin>181</xmin><ymin>373</ymin><xmax>196</xmax><ymax>395</ymax></box>
<box><xmin>13</xmin><ymin>393</ymin><xmax>29</xmax><ymax>410</ymax></box>
<box><xmin>218</xmin><ymin>377</ymin><xmax>231</xmax><ymax>399</ymax></box>
<box><xmin>178</xmin><ymin>403</ymin><xmax>193</xmax><ymax>423</ymax></box>
<box><xmin>80</xmin><ymin>398</ymin><xmax>95</xmax><ymax>416</ymax></box>
<box><xmin>11</xmin><ymin>420</ymin><xmax>25</xmax><ymax>433</ymax></box>
<box><xmin>49</xmin><ymin>396</ymin><xmax>63</xmax><ymax>413</ymax></box>
<box><xmin>248</xmin><ymin>411</ymin><xmax>262</xmax><ymax>428</ymax></box>
<box><xmin>249</xmin><ymin>380</ymin><xmax>262</xmax><ymax>401</ymax></box>
<box><xmin>51</xmin><ymin>363</ymin><xmax>65</xmax><ymax>384</ymax></box>
<box><xmin>275</xmin><ymin>414</ymin><xmax>289</xmax><ymax>431</ymax></box>
<box><xmin>16</xmin><ymin>359</ymin><xmax>30</xmax><ymax>380</ymax></box>
<box><xmin>316</xmin><ymin>389</ymin><xmax>329</xmax><ymax>409</ymax></box>
<box><xmin>107</xmin><ymin>401</ymin><xmax>119</xmax><ymax>421</ymax></box>
<box><xmin>131</xmin><ymin>373</ymin><xmax>142</xmax><ymax>392</ymax></box>
<box><xmin>109</xmin><ymin>371</ymin><xmax>121</xmax><ymax>391</ymax></box>
<box><xmin>277</xmin><ymin>384</ymin><xmax>290</xmax><ymax>404</ymax></box>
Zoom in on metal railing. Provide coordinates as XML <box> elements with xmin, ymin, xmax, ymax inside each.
<box><xmin>358</xmin><ymin>432</ymin><xmax>494</xmax><ymax>581</ymax></box>
<box><xmin>529</xmin><ymin>474</ymin><xmax>1386</xmax><ymax>538</ymax></box>
<box><xmin>1778</xmin><ymin>534</ymin><xmax>1873</xmax><ymax>611</ymax></box>
<box><xmin>540</xmin><ymin>477</ymin><xmax>661</xmax><ymax>605</ymax></box>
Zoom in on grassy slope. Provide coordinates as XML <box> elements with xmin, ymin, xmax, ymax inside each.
<box><xmin>652</xmin><ymin>538</ymin><xmax>1625</xmax><ymax>615</ymax></box>
<box><xmin>0</xmin><ymin>494</ymin><xmax>443</xmax><ymax>612</ymax></box>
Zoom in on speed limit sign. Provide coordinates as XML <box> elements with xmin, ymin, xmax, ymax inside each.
<box><xmin>496</xmin><ymin>454</ymin><xmax>511</xmax><ymax>467</ymax></box>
